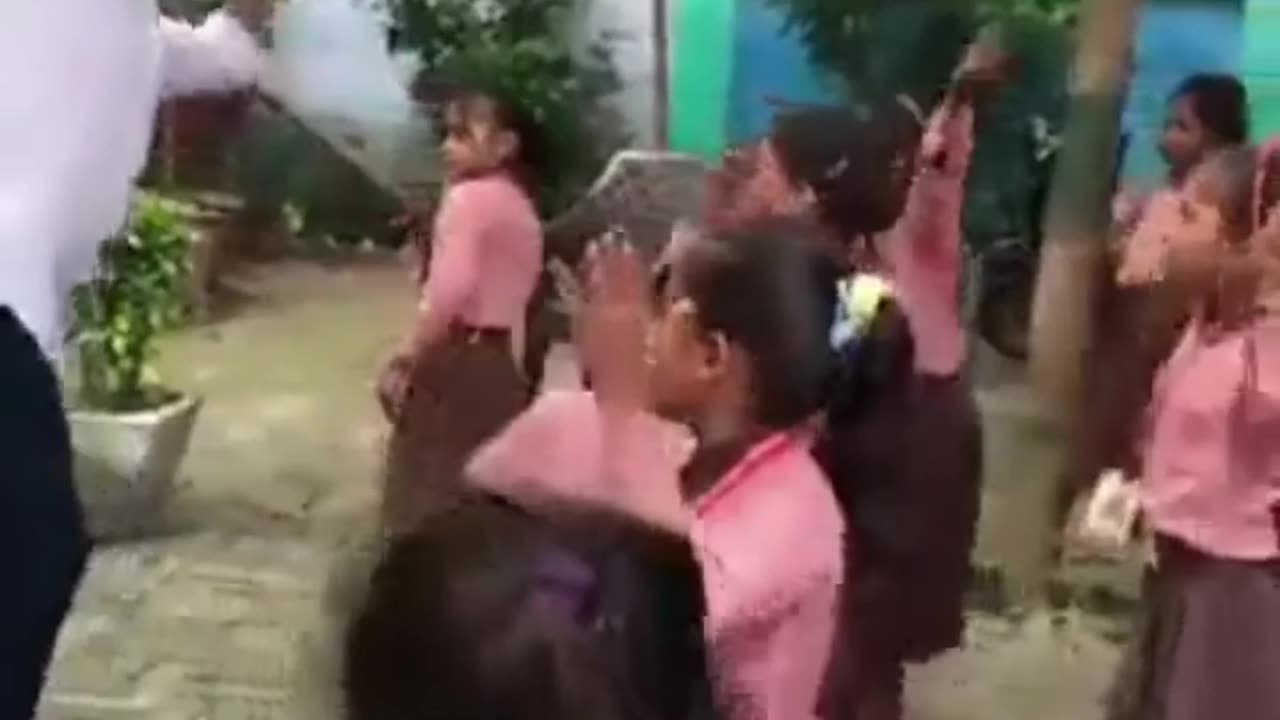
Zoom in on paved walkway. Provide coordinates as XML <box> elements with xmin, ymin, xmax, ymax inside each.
<box><xmin>40</xmin><ymin>537</ymin><xmax>345</xmax><ymax>720</ymax></box>
<box><xmin>42</xmin><ymin>256</ymin><xmax>398</xmax><ymax>720</ymax></box>
<box><xmin>42</xmin><ymin>254</ymin><xmax>1126</xmax><ymax>719</ymax></box>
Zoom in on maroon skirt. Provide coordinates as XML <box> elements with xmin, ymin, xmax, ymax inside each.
<box><xmin>1108</xmin><ymin>537</ymin><xmax>1280</xmax><ymax>720</ymax></box>
<box><xmin>382</xmin><ymin>327</ymin><xmax>530</xmax><ymax>535</ymax></box>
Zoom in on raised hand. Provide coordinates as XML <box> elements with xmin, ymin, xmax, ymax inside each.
<box><xmin>952</xmin><ymin>31</ymin><xmax>1011</xmax><ymax>101</ymax></box>
<box><xmin>580</xmin><ymin>231</ymin><xmax>651</xmax><ymax>414</ymax></box>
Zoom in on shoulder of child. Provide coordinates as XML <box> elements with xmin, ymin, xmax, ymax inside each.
<box><xmin>701</xmin><ymin>443</ymin><xmax>842</xmax><ymax>552</ymax></box>
<box><xmin>447</xmin><ymin>175</ymin><xmax>537</xmax><ymax>224</ymax></box>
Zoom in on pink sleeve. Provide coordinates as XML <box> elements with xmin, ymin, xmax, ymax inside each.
<box><xmin>421</xmin><ymin>184</ymin><xmax>486</xmax><ymax>329</ymax></box>
<box><xmin>600</xmin><ymin>410</ymin><xmax>693</xmax><ymax>528</ymax></box>
<box><xmin>466</xmin><ymin>391</ymin><xmax>575</xmax><ymax>498</ymax></box>
<box><xmin>466</xmin><ymin>391</ymin><xmax>691</xmax><ymax>532</ymax></box>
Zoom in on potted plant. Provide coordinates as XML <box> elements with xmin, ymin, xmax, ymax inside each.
<box><xmin>67</xmin><ymin>192</ymin><xmax>203</xmax><ymax>541</ymax></box>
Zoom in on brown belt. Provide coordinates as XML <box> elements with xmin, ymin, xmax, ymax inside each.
<box><xmin>448</xmin><ymin>323</ymin><xmax>510</xmax><ymax>345</ymax></box>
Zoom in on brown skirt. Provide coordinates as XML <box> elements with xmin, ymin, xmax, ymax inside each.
<box><xmin>1108</xmin><ymin>537</ymin><xmax>1280</xmax><ymax>720</ymax></box>
<box><xmin>382</xmin><ymin>328</ymin><xmax>530</xmax><ymax>535</ymax></box>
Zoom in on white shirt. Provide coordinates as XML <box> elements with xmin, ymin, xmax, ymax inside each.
<box><xmin>0</xmin><ymin>1</ymin><xmax>261</xmax><ymax>359</ymax></box>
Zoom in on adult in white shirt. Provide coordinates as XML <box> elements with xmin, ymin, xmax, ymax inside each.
<box><xmin>0</xmin><ymin>1</ymin><xmax>269</xmax><ymax>715</ymax></box>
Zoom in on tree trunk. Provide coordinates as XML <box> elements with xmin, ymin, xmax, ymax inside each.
<box><xmin>1009</xmin><ymin>0</ymin><xmax>1142</xmax><ymax>603</ymax></box>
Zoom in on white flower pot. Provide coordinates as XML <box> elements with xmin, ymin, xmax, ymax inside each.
<box><xmin>68</xmin><ymin>394</ymin><xmax>202</xmax><ymax>541</ymax></box>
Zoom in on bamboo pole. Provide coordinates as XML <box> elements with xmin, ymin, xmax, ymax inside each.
<box><xmin>653</xmin><ymin>0</ymin><xmax>671</xmax><ymax>148</ymax></box>
<box><xmin>1008</xmin><ymin>0</ymin><xmax>1142</xmax><ymax>603</ymax></box>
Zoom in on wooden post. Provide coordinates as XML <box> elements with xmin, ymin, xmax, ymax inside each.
<box><xmin>654</xmin><ymin>0</ymin><xmax>671</xmax><ymax>148</ymax></box>
<box><xmin>1009</xmin><ymin>0</ymin><xmax>1142</xmax><ymax>604</ymax></box>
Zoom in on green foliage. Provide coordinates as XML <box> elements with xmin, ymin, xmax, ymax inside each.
<box><xmin>765</xmin><ymin>0</ymin><xmax>1078</xmax><ymax>102</ymax></box>
<box><xmin>763</xmin><ymin>0</ymin><xmax>1081</xmax><ymax>248</ymax></box>
<box><xmin>73</xmin><ymin>193</ymin><xmax>195</xmax><ymax>412</ymax></box>
<box><xmin>389</xmin><ymin>0</ymin><xmax>626</xmax><ymax>214</ymax></box>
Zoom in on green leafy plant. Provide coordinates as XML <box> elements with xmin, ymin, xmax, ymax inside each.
<box><xmin>390</xmin><ymin>0</ymin><xmax>626</xmax><ymax>214</ymax></box>
<box><xmin>73</xmin><ymin>193</ymin><xmax>196</xmax><ymax>412</ymax></box>
<box><xmin>763</xmin><ymin>0</ymin><xmax>1078</xmax><ymax>102</ymax></box>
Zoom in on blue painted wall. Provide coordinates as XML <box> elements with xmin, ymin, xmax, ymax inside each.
<box><xmin>726</xmin><ymin>0</ymin><xmax>838</xmax><ymax>146</ymax></box>
<box><xmin>1243</xmin><ymin>0</ymin><xmax>1280</xmax><ymax>136</ymax></box>
<box><xmin>723</xmin><ymin>1</ymin><xmax>1256</xmax><ymax>184</ymax></box>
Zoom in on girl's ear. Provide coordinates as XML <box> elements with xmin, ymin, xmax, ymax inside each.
<box><xmin>668</xmin><ymin>298</ymin><xmax>727</xmax><ymax>381</ymax></box>
<box><xmin>697</xmin><ymin>329</ymin><xmax>732</xmax><ymax>383</ymax></box>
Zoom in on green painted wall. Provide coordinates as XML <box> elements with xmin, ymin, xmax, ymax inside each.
<box><xmin>670</xmin><ymin>0</ymin><xmax>735</xmax><ymax>160</ymax></box>
<box><xmin>1244</xmin><ymin>0</ymin><xmax>1280</xmax><ymax>136</ymax></box>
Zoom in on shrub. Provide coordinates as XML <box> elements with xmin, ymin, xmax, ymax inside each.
<box><xmin>72</xmin><ymin>193</ymin><xmax>195</xmax><ymax>412</ymax></box>
<box><xmin>390</xmin><ymin>0</ymin><xmax>626</xmax><ymax>214</ymax></box>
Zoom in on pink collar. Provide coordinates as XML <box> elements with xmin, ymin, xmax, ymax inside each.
<box><xmin>693</xmin><ymin>433</ymin><xmax>798</xmax><ymax>519</ymax></box>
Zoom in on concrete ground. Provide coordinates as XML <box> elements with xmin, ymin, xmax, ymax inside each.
<box><xmin>42</xmin><ymin>253</ymin><xmax>1129</xmax><ymax>720</ymax></box>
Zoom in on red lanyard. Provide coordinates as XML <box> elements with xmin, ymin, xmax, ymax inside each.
<box><xmin>694</xmin><ymin>433</ymin><xmax>797</xmax><ymax>519</ymax></box>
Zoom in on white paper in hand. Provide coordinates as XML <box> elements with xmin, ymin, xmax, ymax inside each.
<box><xmin>1078</xmin><ymin>469</ymin><xmax>1142</xmax><ymax>555</ymax></box>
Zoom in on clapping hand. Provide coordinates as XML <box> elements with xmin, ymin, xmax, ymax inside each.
<box><xmin>580</xmin><ymin>231</ymin><xmax>651</xmax><ymax>414</ymax></box>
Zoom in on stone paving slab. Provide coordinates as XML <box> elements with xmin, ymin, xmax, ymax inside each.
<box><xmin>40</xmin><ymin>535</ymin><xmax>347</xmax><ymax>720</ymax></box>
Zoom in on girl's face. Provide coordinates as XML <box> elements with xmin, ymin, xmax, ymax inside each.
<box><xmin>706</xmin><ymin>139</ymin><xmax>812</xmax><ymax>233</ymax></box>
<box><xmin>646</xmin><ymin>240</ymin><xmax>730</xmax><ymax>424</ymax></box>
<box><xmin>1159</xmin><ymin>96</ymin><xmax>1213</xmax><ymax>180</ymax></box>
<box><xmin>440</xmin><ymin>98</ymin><xmax>517</xmax><ymax>182</ymax></box>
<box><xmin>1168</xmin><ymin>168</ymin><xmax>1228</xmax><ymax>250</ymax></box>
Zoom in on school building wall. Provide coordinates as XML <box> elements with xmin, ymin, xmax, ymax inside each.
<box><xmin>572</xmin><ymin>0</ymin><xmax>660</xmax><ymax>148</ymax></box>
<box><xmin>669</xmin><ymin>0</ymin><xmax>1280</xmax><ymax>183</ymax></box>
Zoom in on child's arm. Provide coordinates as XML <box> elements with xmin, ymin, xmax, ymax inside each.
<box><xmin>467</xmin><ymin>391</ymin><xmax>584</xmax><ymax>502</ymax></box>
<box><xmin>891</xmin><ymin>34</ymin><xmax>997</xmax><ymax>266</ymax></box>
<box><xmin>469</xmin><ymin>391</ymin><xmax>691</xmax><ymax>534</ymax></box>
<box><xmin>898</xmin><ymin>99</ymin><xmax>976</xmax><ymax>265</ymax></box>
<box><xmin>402</xmin><ymin>184</ymin><xmax>485</xmax><ymax>362</ymax></box>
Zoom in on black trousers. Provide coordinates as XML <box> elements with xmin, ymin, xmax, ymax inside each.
<box><xmin>0</xmin><ymin>307</ymin><xmax>89</xmax><ymax>719</ymax></box>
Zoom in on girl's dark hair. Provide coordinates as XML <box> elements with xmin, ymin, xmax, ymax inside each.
<box><xmin>344</xmin><ymin>494</ymin><xmax>714</xmax><ymax>720</ymax></box>
<box><xmin>434</xmin><ymin>79</ymin><xmax>549</xmax><ymax>191</ymax></box>
<box><xmin>679</xmin><ymin>226</ymin><xmax>916</xmax><ymax>542</ymax></box>
<box><xmin>769</xmin><ymin>101</ymin><xmax>925</xmax><ymax>240</ymax></box>
<box><xmin>681</xmin><ymin>224</ymin><xmax>915</xmax><ymax>433</ymax></box>
<box><xmin>1172</xmin><ymin>73</ymin><xmax>1250</xmax><ymax>146</ymax></box>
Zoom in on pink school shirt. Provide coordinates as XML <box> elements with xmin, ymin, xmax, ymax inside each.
<box><xmin>691</xmin><ymin>432</ymin><xmax>845</xmax><ymax>720</ymax></box>
<box><xmin>884</xmin><ymin>103</ymin><xmax>975</xmax><ymax>377</ymax></box>
<box><xmin>1140</xmin><ymin>315</ymin><xmax>1280</xmax><ymax>560</ymax></box>
<box><xmin>1114</xmin><ymin>188</ymin><xmax>1180</xmax><ymax>287</ymax></box>
<box><xmin>420</xmin><ymin>175</ymin><xmax>543</xmax><ymax>332</ymax></box>
<box><xmin>465</xmin><ymin>390</ymin><xmax>694</xmax><ymax>534</ymax></box>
